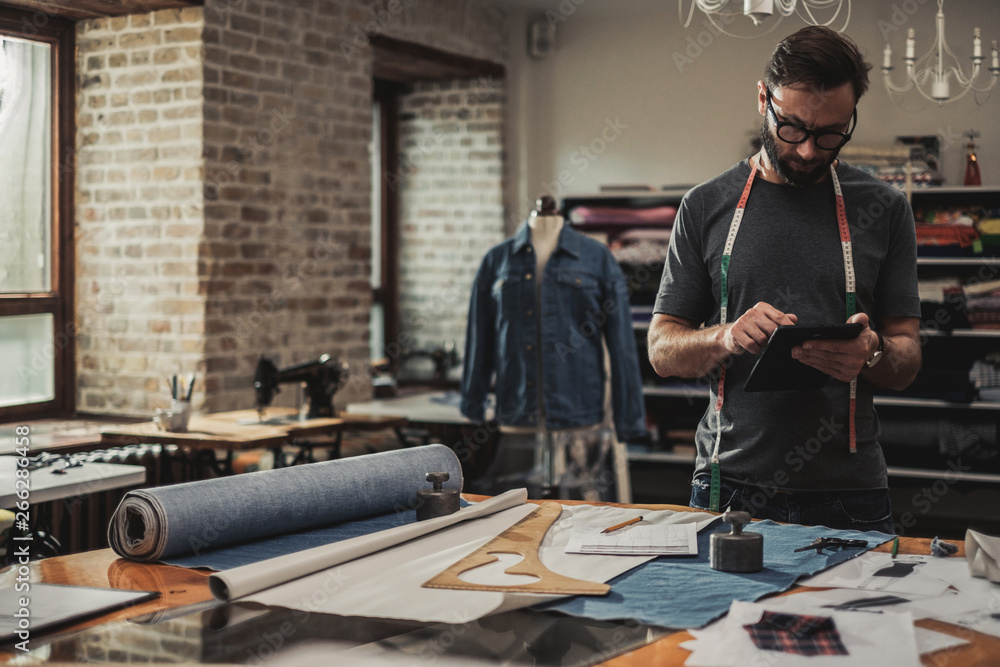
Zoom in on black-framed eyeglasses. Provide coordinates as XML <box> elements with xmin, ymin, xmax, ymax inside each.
<box><xmin>766</xmin><ymin>88</ymin><xmax>856</xmax><ymax>151</ymax></box>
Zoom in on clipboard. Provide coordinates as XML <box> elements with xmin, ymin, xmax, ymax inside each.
<box><xmin>743</xmin><ymin>323</ymin><xmax>863</xmax><ymax>392</ymax></box>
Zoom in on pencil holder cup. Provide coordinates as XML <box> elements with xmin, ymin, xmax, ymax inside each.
<box><xmin>169</xmin><ymin>399</ymin><xmax>191</xmax><ymax>432</ymax></box>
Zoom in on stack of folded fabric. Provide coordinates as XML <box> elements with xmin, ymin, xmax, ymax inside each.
<box><xmin>963</xmin><ymin>279</ymin><xmax>1000</xmax><ymax>329</ymax></box>
<box><xmin>969</xmin><ymin>354</ymin><xmax>1000</xmax><ymax>402</ymax></box>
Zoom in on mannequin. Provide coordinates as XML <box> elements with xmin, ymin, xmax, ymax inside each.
<box><xmin>461</xmin><ymin>195</ymin><xmax>646</xmax><ymax>501</ymax></box>
<box><xmin>528</xmin><ymin>195</ymin><xmax>563</xmax><ymax>271</ymax></box>
<box><xmin>519</xmin><ymin>196</ymin><xmax>573</xmax><ymax>498</ymax></box>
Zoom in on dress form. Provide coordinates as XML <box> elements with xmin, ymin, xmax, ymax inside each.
<box><xmin>531</xmin><ymin>198</ymin><xmax>568</xmax><ymax>496</ymax></box>
<box><xmin>528</xmin><ymin>195</ymin><xmax>563</xmax><ymax>273</ymax></box>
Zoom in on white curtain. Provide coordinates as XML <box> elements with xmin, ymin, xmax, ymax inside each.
<box><xmin>0</xmin><ymin>37</ymin><xmax>52</xmax><ymax>294</ymax></box>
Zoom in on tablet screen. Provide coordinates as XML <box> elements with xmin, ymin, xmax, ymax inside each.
<box><xmin>743</xmin><ymin>324</ymin><xmax>863</xmax><ymax>392</ymax></box>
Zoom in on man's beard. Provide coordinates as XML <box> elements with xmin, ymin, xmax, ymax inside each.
<box><xmin>759</xmin><ymin>121</ymin><xmax>838</xmax><ymax>187</ymax></box>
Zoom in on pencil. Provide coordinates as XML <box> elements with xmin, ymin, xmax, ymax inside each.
<box><xmin>602</xmin><ymin>516</ymin><xmax>643</xmax><ymax>534</ymax></box>
<box><xmin>891</xmin><ymin>536</ymin><xmax>899</xmax><ymax>559</ymax></box>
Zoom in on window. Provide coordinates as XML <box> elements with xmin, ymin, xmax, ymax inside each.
<box><xmin>0</xmin><ymin>9</ymin><xmax>75</xmax><ymax>420</ymax></box>
<box><xmin>368</xmin><ymin>37</ymin><xmax>504</xmax><ymax>375</ymax></box>
<box><xmin>370</xmin><ymin>79</ymin><xmax>402</xmax><ymax>366</ymax></box>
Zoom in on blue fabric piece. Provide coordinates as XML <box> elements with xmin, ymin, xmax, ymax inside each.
<box><xmin>166</xmin><ymin>506</ymin><xmax>415</xmax><ymax>570</ymax></box>
<box><xmin>460</xmin><ymin>221</ymin><xmax>646</xmax><ymax>442</ymax></box>
<box><xmin>543</xmin><ymin>520</ymin><xmax>893</xmax><ymax>629</ymax></box>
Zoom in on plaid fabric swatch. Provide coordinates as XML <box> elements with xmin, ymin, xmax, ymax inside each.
<box><xmin>970</xmin><ymin>359</ymin><xmax>1000</xmax><ymax>389</ymax></box>
<box><xmin>743</xmin><ymin>611</ymin><xmax>848</xmax><ymax>656</ymax></box>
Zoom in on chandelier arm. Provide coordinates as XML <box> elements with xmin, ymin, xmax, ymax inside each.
<box><xmin>910</xmin><ymin>62</ymin><xmax>934</xmax><ymax>86</ymax></box>
<box><xmin>802</xmin><ymin>0</ymin><xmax>844</xmax><ymax>7</ymax></box>
<box><xmin>882</xmin><ymin>70</ymin><xmax>915</xmax><ymax>95</ymax></box>
<box><xmin>947</xmin><ymin>63</ymin><xmax>976</xmax><ymax>87</ymax></box>
<box><xmin>680</xmin><ymin>0</ymin><xmax>697</xmax><ymax>28</ymax></box>
<box><xmin>696</xmin><ymin>0</ymin><xmax>732</xmax><ymax>14</ymax></box>
<box><xmin>796</xmin><ymin>0</ymin><xmax>847</xmax><ymax>28</ymax></box>
<box><xmin>682</xmin><ymin>0</ymin><xmax>731</xmax><ymax>27</ymax></box>
<box><xmin>773</xmin><ymin>0</ymin><xmax>797</xmax><ymax>17</ymax></box>
<box><xmin>968</xmin><ymin>73</ymin><xmax>999</xmax><ymax>95</ymax></box>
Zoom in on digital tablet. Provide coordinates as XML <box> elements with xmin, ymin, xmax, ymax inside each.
<box><xmin>743</xmin><ymin>323</ymin><xmax>864</xmax><ymax>392</ymax></box>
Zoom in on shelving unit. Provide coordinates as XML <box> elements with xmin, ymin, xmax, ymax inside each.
<box><xmin>563</xmin><ymin>186</ymin><xmax>1000</xmax><ymax>533</ymax></box>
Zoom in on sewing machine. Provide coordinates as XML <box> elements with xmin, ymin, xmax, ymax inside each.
<box><xmin>398</xmin><ymin>342</ymin><xmax>460</xmax><ymax>383</ymax></box>
<box><xmin>253</xmin><ymin>354</ymin><xmax>349</xmax><ymax>420</ymax></box>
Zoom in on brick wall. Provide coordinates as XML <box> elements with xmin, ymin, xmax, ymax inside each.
<box><xmin>397</xmin><ymin>77</ymin><xmax>505</xmax><ymax>353</ymax></box>
<box><xmin>74</xmin><ymin>0</ymin><xmax>507</xmax><ymax>417</ymax></box>
<box><xmin>75</xmin><ymin>8</ymin><xmax>204</xmax><ymax>415</ymax></box>
<box><xmin>199</xmin><ymin>0</ymin><xmax>376</xmax><ymax>412</ymax></box>
<box><xmin>200</xmin><ymin>0</ymin><xmax>508</xmax><ymax>412</ymax></box>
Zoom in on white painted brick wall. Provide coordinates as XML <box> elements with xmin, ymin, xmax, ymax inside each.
<box><xmin>397</xmin><ymin>77</ymin><xmax>505</xmax><ymax>353</ymax></box>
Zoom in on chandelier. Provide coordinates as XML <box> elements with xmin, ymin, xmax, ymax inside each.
<box><xmin>882</xmin><ymin>0</ymin><xmax>999</xmax><ymax>105</ymax></box>
<box><xmin>679</xmin><ymin>0</ymin><xmax>851</xmax><ymax>39</ymax></box>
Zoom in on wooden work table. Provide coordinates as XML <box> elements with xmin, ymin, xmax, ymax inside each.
<box><xmin>99</xmin><ymin>408</ymin><xmax>409</xmax><ymax>473</ymax></box>
<box><xmin>3</xmin><ymin>499</ymin><xmax>997</xmax><ymax>666</ymax></box>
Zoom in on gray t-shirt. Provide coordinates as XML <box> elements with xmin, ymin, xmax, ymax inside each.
<box><xmin>654</xmin><ymin>160</ymin><xmax>920</xmax><ymax>491</ymax></box>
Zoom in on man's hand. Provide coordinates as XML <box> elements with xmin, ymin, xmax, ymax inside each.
<box><xmin>791</xmin><ymin>312</ymin><xmax>876</xmax><ymax>382</ymax></box>
<box><xmin>724</xmin><ymin>302</ymin><xmax>798</xmax><ymax>354</ymax></box>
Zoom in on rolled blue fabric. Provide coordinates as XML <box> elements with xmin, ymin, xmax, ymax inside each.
<box><xmin>108</xmin><ymin>444</ymin><xmax>462</xmax><ymax>562</ymax></box>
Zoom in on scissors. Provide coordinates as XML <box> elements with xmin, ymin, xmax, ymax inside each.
<box><xmin>794</xmin><ymin>537</ymin><xmax>869</xmax><ymax>553</ymax></box>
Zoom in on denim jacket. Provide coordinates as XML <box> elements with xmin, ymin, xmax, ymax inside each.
<box><xmin>460</xmin><ymin>222</ymin><xmax>646</xmax><ymax>442</ymax></box>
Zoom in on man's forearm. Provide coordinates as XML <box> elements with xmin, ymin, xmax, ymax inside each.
<box><xmin>648</xmin><ymin>319</ymin><xmax>732</xmax><ymax>379</ymax></box>
<box><xmin>860</xmin><ymin>332</ymin><xmax>921</xmax><ymax>391</ymax></box>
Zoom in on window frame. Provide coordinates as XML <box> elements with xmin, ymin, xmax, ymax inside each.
<box><xmin>0</xmin><ymin>8</ymin><xmax>76</xmax><ymax>421</ymax></box>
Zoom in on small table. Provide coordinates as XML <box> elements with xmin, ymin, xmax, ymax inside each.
<box><xmin>199</xmin><ymin>408</ymin><xmax>409</xmax><ymax>466</ymax></box>
<box><xmin>0</xmin><ymin>457</ymin><xmax>146</xmax><ymax>509</ymax></box>
<box><xmin>346</xmin><ymin>392</ymin><xmax>499</xmax><ymax>479</ymax></box>
<box><xmin>346</xmin><ymin>391</ymin><xmax>481</xmax><ymax>425</ymax></box>
<box><xmin>0</xmin><ymin>418</ymin><xmax>140</xmax><ymax>457</ymax></box>
<box><xmin>100</xmin><ymin>409</ymin><xmax>408</xmax><ymax>475</ymax></box>
<box><xmin>1</xmin><ymin>456</ymin><xmax>146</xmax><ymax>560</ymax></box>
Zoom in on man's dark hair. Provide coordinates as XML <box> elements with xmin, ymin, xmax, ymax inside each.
<box><xmin>764</xmin><ymin>26</ymin><xmax>872</xmax><ymax>102</ymax></box>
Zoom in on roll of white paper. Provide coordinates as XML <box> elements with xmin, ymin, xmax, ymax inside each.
<box><xmin>209</xmin><ymin>488</ymin><xmax>528</xmax><ymax>601</ymax></box>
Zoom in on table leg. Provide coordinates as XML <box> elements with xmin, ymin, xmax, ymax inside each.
<box><xmin>271</xmin><ymin>446</ymin><xmax>288</xmax><ymax>468</ymax></box>
<box><xmin>191</xmin><ymin>448</ymin><xmax>233</xmax><ymax>477</ymax></box>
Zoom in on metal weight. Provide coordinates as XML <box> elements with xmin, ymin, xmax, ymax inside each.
<box><xmin>415</xmin><ymin>471</ymin><xmax>460</xmax><ymax>521</ymax></box>
<box><xmin>710</xmin><ymin>510</ymin><xmax>763</xmax><ymax>573</ymax></box>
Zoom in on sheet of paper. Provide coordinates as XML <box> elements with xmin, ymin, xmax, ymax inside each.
<box><xmin>799</xmin><ymin>552</ymin><xmax>952</xmax><ymax>596</ymax></box>
<box><xmin>565</xmin><ymin>522</ymin><xmax>697</xmax><ymax>556</ymax></box>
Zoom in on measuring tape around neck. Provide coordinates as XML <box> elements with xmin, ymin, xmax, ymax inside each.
<box><xmin>709</xmin><ymin>159</ymin><xmax>857</xmax><ymax>512</ymax></box>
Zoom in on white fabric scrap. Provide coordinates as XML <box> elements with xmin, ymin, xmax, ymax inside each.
<box><xmin>966</xmin><ymin>528</ymin><xmax>1000</xmax><ymax>583</ymax></box>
